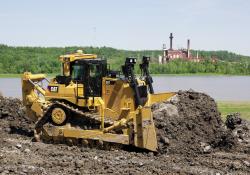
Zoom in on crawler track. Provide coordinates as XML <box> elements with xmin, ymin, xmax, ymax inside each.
<box><xmin>34</xmin><ymin>100</ymin><xmax>116</xmax><ymax>145</ymax></box>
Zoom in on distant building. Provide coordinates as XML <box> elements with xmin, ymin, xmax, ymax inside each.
<box><xmin>159</xmin><ymin>33</ymin><xmax>203</xmax><ymax>64</ymax></box>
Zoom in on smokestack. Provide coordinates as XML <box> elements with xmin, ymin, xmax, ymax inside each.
<box><xmin>187</xmin><ymin>39</ymin><xmax>190</xmax><ymax>58</ymax></box>
<box><xmin>163</xmin><ymin>44</ymin><xmax>166</xmax><ymax>57</ymax></box>
<box><xmin>169</xmin><ymin>33</ymin><xmax>173</xmax><ymax>50</ymax></box>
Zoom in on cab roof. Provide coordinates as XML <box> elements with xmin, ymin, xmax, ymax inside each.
<box><xmin>59</xmin><ymin>50</ymin><xmax>97</xmax><ymax>62</ymax></box>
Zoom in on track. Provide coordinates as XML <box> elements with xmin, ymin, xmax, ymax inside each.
<box><xmin>53</xmin><ymin>101</ymin><xmax>114</xmax><ymax>125</ymax></box>
<box><xmin>37</xmin><ymin>100</ymin><xmax>114</xmax><ymax>127</ymax></box>
<box><xmin>34</xmin><ymin>100</ymin><xmax>124</xmax><ymax>151</ymax></box>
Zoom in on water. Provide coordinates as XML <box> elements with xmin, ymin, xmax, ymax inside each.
<box><xmin>153</xmin><ymin>76</ymin><xmax>250</xmax><ymax>101</ymax></box>
<box><xmin>0</xmin><ymin>78</ymin><xmax>22</xmax><ymax>98</ymax></box>
<box><xmin>0</xmin><ymin>76</ymin><xmax>250</xmax><ymax>101</ymax></box>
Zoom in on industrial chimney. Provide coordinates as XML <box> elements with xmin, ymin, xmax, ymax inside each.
<box><xmin>163</xmin><ymin>44</ymin><xmax>167</xmax><ymax>57</ymax></box>
<box><xmin>169</xmin><ymin>33</ymin><xmax>173</xmax><ymax>50</ymax></box>
<box><xmin>187</xmin><ymin>39</ymin><xmax>190</xmax><ymax>58</ymax></box>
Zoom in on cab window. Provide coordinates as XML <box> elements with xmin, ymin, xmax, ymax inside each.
<box><xmin>72</xmin><ymin>65</ymin><xmax>84</xmax><ymax>81</ymax></box>
<box><xmin>89</xmin><ymin>64</ymin><xmax>100</xmax><ymax>78</ymax></box>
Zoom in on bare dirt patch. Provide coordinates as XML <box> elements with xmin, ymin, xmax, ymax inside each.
<box><xmin>0</xmin><ymin>92</ymin><xmax>249</xmax><ymax>174</ymax></box>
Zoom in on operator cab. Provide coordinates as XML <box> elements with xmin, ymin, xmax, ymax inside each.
<box><xmin>70</xmin><ymin>59</ymin><xmax>107</xmax><ymax>97</ymax></box>
<box><xmin>56</xmin><ymin>50</ymin><xmax>107</xmax><ymax>98</ymax></box>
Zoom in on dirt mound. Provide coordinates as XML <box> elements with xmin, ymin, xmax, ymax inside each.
<box><xmin>226</xmin><ymin>113</ymin><xmax>250</xmax><ymax>153</ymax></box>
<box><xmin>0</xmin><ymin>96</ymin><xmax>34</xmax><ymax>137</ymax></box>
<box><xmin>226</xmin><ymin>113</ymin><xmax>243</xmax><ymax>130</ymax></box>
<box><xmin>152</xmin><ymin>90</ymin><xmax>236</xmax><ymax>155</ymax></box>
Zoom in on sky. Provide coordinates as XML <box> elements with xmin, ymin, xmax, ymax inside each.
<box><xmin>0</xmin><ymin>0</ymin><xmax>250</xmax><ymax>55</ymax></box>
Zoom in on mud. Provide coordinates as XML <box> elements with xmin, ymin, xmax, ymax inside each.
<box><xmin>153</xmin><ymin>91</ymin><xmax>236</xmax><ymax>155</ymax></box>
<box><xmin>0</xmin><ymin>92</ymin><xmax>250</xmax><ymax>175</ymax></box>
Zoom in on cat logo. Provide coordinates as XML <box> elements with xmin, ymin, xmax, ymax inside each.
<box><xmin>48</xmin><ymin>86</ymin><xmax>58</xmax><ymax>93</ymax></box>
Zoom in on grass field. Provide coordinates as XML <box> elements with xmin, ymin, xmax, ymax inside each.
<box><xmin>0</xmin><ymin>74</ymin><xmax>22</xmax><ymax>78</ymax></box>
<box><xmin>217</xmin><ymin>101</ymin><xmax>250</xmax><ymax>120</ymax></box>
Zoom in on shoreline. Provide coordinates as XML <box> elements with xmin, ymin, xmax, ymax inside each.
<box><xmin>1</xmin><ymin>73</ymin><xmax>250</xmax><ymax>78</ymax></box>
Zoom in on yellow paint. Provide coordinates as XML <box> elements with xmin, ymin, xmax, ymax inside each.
<box><xmin>51</xmin><ymin>108</ymin><xmax>67</xmax><ymax>125</ymax></box>
<box><xmin>59</xmin><ymin>51</ymin><xmax>97</xmax><ymax>63</ymax></box>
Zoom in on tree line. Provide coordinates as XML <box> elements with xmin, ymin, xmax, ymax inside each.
<box><xmin>0</xmin><ymin>44</ymin><xmax>249</xmax><ymax>75</ymax></box>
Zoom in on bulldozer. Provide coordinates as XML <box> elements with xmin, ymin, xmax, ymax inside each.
<box><xmin>21</xmin><ymin>50</ymin><xmax>175</xmax><ymax>152</ymax></box>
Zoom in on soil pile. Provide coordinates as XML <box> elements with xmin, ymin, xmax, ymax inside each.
<box><xmin>225</xmin><ymin>113</ymin><xmax>250</xmax><ymax>153</ymax></box>
<box><xmin>152</xmin><ymin>91</ymin><xmax>236</xmax><ymax>155</ymax></box>
<box><xmin>0</xmin><ymin>96</ymin><xmax>33</xmax><ymax>137</ymax></box>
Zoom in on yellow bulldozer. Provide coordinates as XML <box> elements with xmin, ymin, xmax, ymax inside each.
<box><xmin>21</xmin><ymin>50</ymin><xmax>175</xmax><ymax>152</ymax></box>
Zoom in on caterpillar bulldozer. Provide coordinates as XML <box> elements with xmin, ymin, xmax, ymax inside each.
<box><xmin>22</xmin><ymin>50</ymin><xmax>175</xmax><ymax>152</ymax></box>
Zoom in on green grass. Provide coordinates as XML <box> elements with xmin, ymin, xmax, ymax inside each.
<box><xmin>217</xmin><ymin>101</ymin><xmax>250</xmax><ymax>120</ymax></box>
<box><xmin>0</xmin><ymin>74</ymin><xmax>22</xmax><ymax>78</ymax></box>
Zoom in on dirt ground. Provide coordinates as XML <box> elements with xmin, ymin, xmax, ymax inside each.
<box><xmin>0</xmin><ymin>91</ymin><xmax>249</xmax><ymax>175</ymax></box>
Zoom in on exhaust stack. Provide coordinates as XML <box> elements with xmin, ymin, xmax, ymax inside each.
<box><xmin>187</xmin><ymin>39</ymin><xmax>190</xmax><ymax>58</ymax></box>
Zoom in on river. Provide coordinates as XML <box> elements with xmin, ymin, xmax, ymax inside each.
<box><xmin>0</xmin><ymin>76</ymin><xmax>249</xmax><ymax>101</ymax></box>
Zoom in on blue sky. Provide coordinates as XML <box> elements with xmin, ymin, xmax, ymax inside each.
<box><xmin>0</xmin><ymin>0</ymin><xmax>250</xmax><ymax>55</ymax></box>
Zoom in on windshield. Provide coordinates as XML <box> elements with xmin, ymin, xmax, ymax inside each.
<box><xmin>89</xmin><ymin>64</ymin><xmax>100</xmax><ymax>78</ymax></box>
<box><xmin>72</xmin><ymin>65</ymin><xmax>84</xmax><ymax>81</ymax></box>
